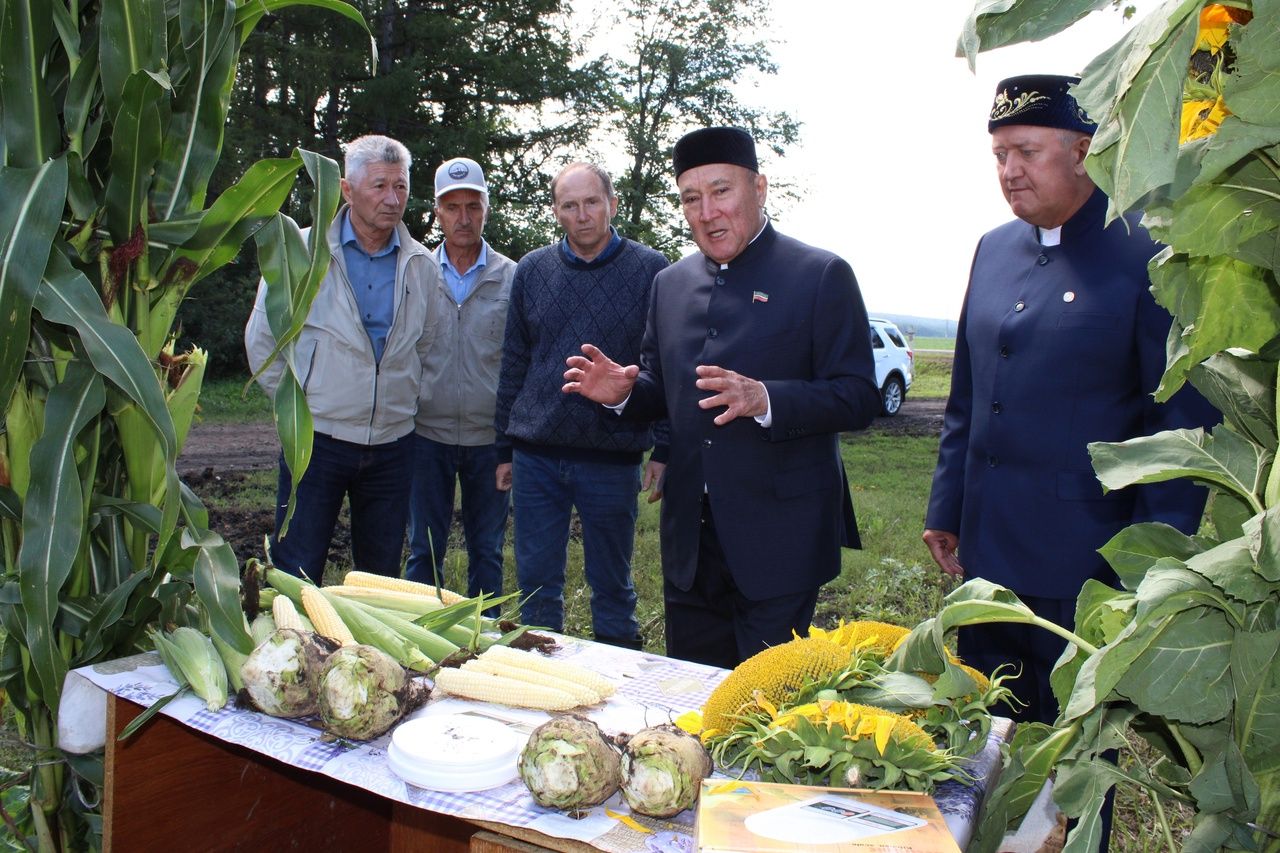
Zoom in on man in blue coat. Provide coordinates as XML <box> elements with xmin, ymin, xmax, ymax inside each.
<box><xmin>923</xmin><ymin>75</ymin><xmax>1218</xmax><ymax>725</ymax></box>
<box><xmin>564</xmin><ymin>127</ymin><xmax>881</xmax><ymax>668</ymax></box>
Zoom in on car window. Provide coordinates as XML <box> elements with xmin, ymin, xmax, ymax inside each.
<box><xmin>870</xmin><ymin>329</ymin><xmax>884</xmax><ymax>349</ymax></box>
<box><xmin>885</xmin><ymin>329</ymin><xmax>906</xmax><ymax>348</ymax></box>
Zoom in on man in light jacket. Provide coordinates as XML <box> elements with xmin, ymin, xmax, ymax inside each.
<box><xmin>406</xmin><ymin>158</ymin><xmax>516</xmax><ymax>598</ymax></box>
<box><xmin>245</xmin><ymin>134</ymin><xmax>439</xmax><ymax>584</ymax></box>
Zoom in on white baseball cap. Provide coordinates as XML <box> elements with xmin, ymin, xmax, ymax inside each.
<box><xmin>434</xmin><ymin>157</ymin><xmax>488</xmax><ymax>199</ymax></box>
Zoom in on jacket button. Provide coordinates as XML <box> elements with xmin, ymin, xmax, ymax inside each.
<box><xmin>999</xmin><ymin>345</ymin><xmax>1010</xmax><ymax>357</ymax></box>
<box><xmin>992</xmin><ymin>402</ymin><xmax>1002</xmax><ymax>414</ymax></box>
<box><xmin>988</xmin><ymin>455</ymin><xmax>1000</xmax><ymax>467</ymax></box>
<box><xmin>702</xmin><ymin>439</ymin><xmax>713</xmax><ymax>447</ymax></box>
<box><xmin>714</xmin><ymin>276</ymin><xmax>725</xmax><ymax>286</ymax></box>
<box><xmin>1013</xmin><ymin>301</ymin><xmax>1025</xmax><ymax>312</ymax></box>
<box><xmin>709</xmin><ymin>328</ymin><xmax>718</xmax><ymax>338</ymax></box>
<box><xmin>1038</xmin><ymin>254</ymin><xmax>1049</xmax><ymax>266</ymax></box>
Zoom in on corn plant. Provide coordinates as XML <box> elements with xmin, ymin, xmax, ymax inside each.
<box><xmin>894</xmin><ymin>2</ymin><xmax>1280</xmax><ymax>851</ymax></box>
<box><xmin>0</xmin><ymin>0</ymin><xmax>366</xmax><ymax>848</ymax></box>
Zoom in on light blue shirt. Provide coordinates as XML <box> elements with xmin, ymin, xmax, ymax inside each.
<box><xmin>340</xmin><ymin>209</ymin><xmax>400</xmax><ymax>363</ymax></box>
<box><xmin>437</xmin><ymin>241</ymin><xmax>489</xmax><ymax>304</ymax></box>
<box><xmin>560</xmin><ymin>226</ymin><xmax>622</xmax><ymax>264</ymax></box>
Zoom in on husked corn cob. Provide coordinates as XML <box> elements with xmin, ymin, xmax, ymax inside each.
<box><xmin>325</xmin><ymin>585</ymin><xmax>446</xmax><ymax>617</ymax></box>
<box><xmin>273</xmin><ymin>594</ymin><xmax>306</xmax><ymax>632</ymax></box>
<box><xmin>481</xmin><ymin>645</ymin><xmax>615</xmax><ymax>698</ymax></box>
<box><xmin>435</xmin><ymin>667</ymin><xmax>578</xmax><ymax>710</ymax></box>
<box><xmin>464</xmin><ymin>658</ymin><xmax>601</xmax><ymax>706</ymax></box>
<box><xmin>344</xmin><ymin>570</ymin><xmax>467</xmax><ymax>605</ymax></box>
<box><xmin>301</xmin><ymin>585</ymin><xmax>355</xmax><ymax>646</ymax></box>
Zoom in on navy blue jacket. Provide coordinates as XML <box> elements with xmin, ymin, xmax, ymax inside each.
<box><xmin>621</xmin><ymin>223</ymin><xmax>881</xmax><ymax>600</ymax></box>
<box><xmin>926</xmin><ymin>189</ymin><xmax>1218</xmax><ymax>599</ymax></box>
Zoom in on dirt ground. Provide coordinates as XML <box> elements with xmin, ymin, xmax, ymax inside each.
<box><xmin>179</xmin><ymin>398</ymin><xmax>946</xmax><ymax>566</ymax></box>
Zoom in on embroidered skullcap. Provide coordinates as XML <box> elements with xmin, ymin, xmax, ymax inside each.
<box><xmin>988</xmin><ymin>75</ymin><xmax>1096</xmax><ymax>135</ymax></box>
<box><xmin>672</xmin><ymin>127</ymin><xmax>758</xmax><ymax>178</ymax></box>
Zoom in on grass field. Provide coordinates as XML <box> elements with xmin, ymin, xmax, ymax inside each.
<box><xmin>911</xmin><ymin>351</ymin><xmax>954</xmax><ymax>400</ymax></box>
<box><xmin>910</xmin><ymin>335</ymin><xmax>956</xmax><ymax>351</ymax></box>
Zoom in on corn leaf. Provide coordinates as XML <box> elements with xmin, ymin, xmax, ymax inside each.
<box><xmin>18</xmin><ymin>360</ymin><xmax>105</xmax><ymax>703</ymax></box>
<box><xmin>103</xmin><ymin>69</ymin><xmax>166</xmax><ymax>243</ymax></box>
<box><xmin>0</xmin><ymin>0</ymin><xmax>59</xmax><ymax>167</ymax></box>
<box><xmin>153</xmin><ymin>0</ymin><xmax>238</xmax><ymax>219</ymax></box>
<box><xmin>185</xmin><ymin>527</ymin><xmax>255</xmax><ymax>655</ymax></box>
<box><xmin>233</xmin><ymin>0</ymin><xmax>370</xmax><ymax>46</ymax></box>
<box><xmin>74</xmin><ymin>569</ymin><xmax>153</xmax><ymax>663</ymax></box>
<box><xmin>164</xmin><ymin>154</ymin><xmax>305</xmax><ymax>289</ymax></box>
<box><xmin>63</xmin><ymin>38</ymin><xmax>102</xmax><ymax>156</ymax></box>
<box><xmin>0</xmin><ymin>158</ymin><xmax>68</xmax><ymax>415</ymax></box>
<box><xmin>272</xmin><ymin>372</ymin><xmax>311</xmax><ymax>538</ymax></box>
<box><xmin>98</xmin><ymin>0</ymin><xmax>165</xmax><ymax>120</ymax></box>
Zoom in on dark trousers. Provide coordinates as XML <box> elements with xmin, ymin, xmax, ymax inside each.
<box><xmin>664</xmin><ymin>496</ymin><xmax>819</xmax><ymax>670</ymax></box>
<box><xmin>271</xmin><ymin>432</ymin><xmax>414</xmax><ymax>585</ymax></box>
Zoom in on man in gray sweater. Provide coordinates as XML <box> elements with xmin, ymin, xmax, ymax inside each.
<box><xmin>407</xmin><ymin>157</ymin><xmax>516</xmax><ymax>599</ymax></box>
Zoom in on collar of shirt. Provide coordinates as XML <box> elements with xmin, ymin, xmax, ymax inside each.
<box><xmin>719</xmin><ymin>213</ymin><xmax>771</xmax><ymax>270</ymax></box>
<box><xmin>561</xmin><ymin>226</ymin><xmax>622</xmax><ymax>264</ymax></box>
<box><xmin>341</xmin><ymin>208</ymin><xmax>401</xmax><ymax>258</ymax></box>
<box><xmin>437</xmin><ymin>240</ymin><xmax>488</xmax><ymax>277</ymax></box>
<box><xmin>1038</xmin><ymin>225</ymin><xmax>1063</xmax><ymax>247</ymax></box>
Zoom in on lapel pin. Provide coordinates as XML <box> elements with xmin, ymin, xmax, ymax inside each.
<box><xmin>752</xmin><ymin>291</ymin><xmax>769</xmax><ymax>303</ymax></box>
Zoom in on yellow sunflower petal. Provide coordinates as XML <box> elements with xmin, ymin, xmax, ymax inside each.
<box><xmin>674</xmin><ymin>709</ymin><xmax>703</xmax><ymax>735</ymax></box>
<box><xmin>606</xmin><ymin>808</ymin><xmax>654</xmax><ymax>833</ymax></box>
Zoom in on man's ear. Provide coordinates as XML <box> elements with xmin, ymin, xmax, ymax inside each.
<box><xmin>1072</xmin><ymin>135</ymin><xmax>1092</xmax><ymax>174</ymax></box>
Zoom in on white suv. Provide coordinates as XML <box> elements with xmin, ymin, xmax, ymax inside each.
<box><xmin>869</xmin><ymin>318</ymin><xmax>913</xmax><ymax>416</ymax></box>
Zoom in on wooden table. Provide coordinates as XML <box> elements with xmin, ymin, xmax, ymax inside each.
<box><xmin>103</xmin><ymin>694</ymin><xmax>595</xmax><ymax>852</ymax></box>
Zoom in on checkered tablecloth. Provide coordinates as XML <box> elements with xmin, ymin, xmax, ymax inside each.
<box><xmin>74</xmin><ymin>637</ymin><xmax>1007</xmax><ymax>852</ymax></box>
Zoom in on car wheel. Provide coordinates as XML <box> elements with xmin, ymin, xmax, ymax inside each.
<box><xmin>880</xmin><ymin>375</ymin><xmax>905</xmax><ymax>416</ymax></box>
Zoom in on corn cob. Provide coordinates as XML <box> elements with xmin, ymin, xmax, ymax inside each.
<box><xmin>301</xmin><ymin>586</ymin><xmax>355</xmax><ymax>646</ymax></box>
<box><xmin>325</xmin><ymin>585</ymin><xmax>446</xmax><ymax>617</ymax></box>
<box><xmin>273</xmin><ymin>594</ymin><xmax>306</xmax><ymax>632</ymax></box>
<box><xmin>463</xmin><ymin>658</ymin><xmax>602</xmax><ymax>706</ymax></box>
<box><xmin>323</xmin><ymin>590</ymin><xmax>459</xmax><ymax>663</ymax></box>
<box><xmin>344</xmin><ymin>570</ymin><xmax>468</xmax><ymax>605</ymax></box>
<box><xmin>480</xmin><ymin>645</ymin><xmax>616</xmax><ymax>698</ymax></box>
<box><xmin>434</xmin><ymin>667</ymin><xmax>579</xmax><ymax>710</ymax></box>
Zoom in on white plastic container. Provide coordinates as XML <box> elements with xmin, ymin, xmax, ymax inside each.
<box><xmin>387</xmin><ymin>713</ymin><xmax>523</xmax><ymax>792</ymax></box>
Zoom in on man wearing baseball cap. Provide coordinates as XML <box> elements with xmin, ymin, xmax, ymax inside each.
<box><xmin>563</xmin><ymin>129</ymin><xmax>881</xmax><ymax>667</ymax></box>
<box><xmin>923</xmin><ymin>75</ymin><xmax>1218</xmax><ymax>730</ymax></box>
<box><xmin>406</xmin><ymin>157</ymin><xmax>516</xmax><ymax>602</ymax></box>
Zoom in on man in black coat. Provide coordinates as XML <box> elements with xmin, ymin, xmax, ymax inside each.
<box><xmin>563</xmin><ymin>127</ymin><xmax>881</xmax><ymax>668</ymax></box>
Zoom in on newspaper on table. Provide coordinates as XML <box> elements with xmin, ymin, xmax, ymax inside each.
<box><xmin>73</xmin><ymin>637</ymin><xmax>1010</xmax><ymax>852</ymax></box>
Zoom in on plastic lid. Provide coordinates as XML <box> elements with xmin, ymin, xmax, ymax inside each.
<box><xmin>387</xmin><ymin>714</ymin><xmax>523</xmax><ymax>792</ymax></box>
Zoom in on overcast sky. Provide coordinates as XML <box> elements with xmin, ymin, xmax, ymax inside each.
<box><xmin>583</xmin><ymin>3</ymin><xmax>1137</xmax><ymax>321</ymax></box>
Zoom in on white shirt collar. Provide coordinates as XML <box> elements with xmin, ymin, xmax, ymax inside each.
<box><xmin>1038</xmin><ymin>226</ymin><xmax>1063</xmax><ymax>247</ymax></box>
<box><xmin>719</xmin><ymin>213</ymin><xmax>770</xmax><ymax>270</ymax></box>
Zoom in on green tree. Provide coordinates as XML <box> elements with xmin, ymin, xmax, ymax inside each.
<box><xmin>0</xmin><ymin>0</ymin><xmax>365</xmax><ymax>847</ymax></box>
<box><xmin>605</xmin><ymin>0</ymin><xmax>800</xmax><ymax>256</ymax></box>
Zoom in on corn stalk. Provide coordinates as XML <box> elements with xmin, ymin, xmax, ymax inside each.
<box><xmin>0</xmin><ymin>0</ymin><xmax>368</xmax><ymax>848</ymax></box>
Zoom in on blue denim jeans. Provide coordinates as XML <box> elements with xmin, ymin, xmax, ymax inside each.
<box><xmin>405</xmin><ymin>436</ymin><xmax>509</xmax><ymax>598</ymax></box>
<box><xmin>271</xmin><ymin>432</ymin><xmax>414</xmax><ymax>584</ymax></box>
<box><xmin>511</xmin><ymin>449</ymin><xmax>641</xmax><ymax>641</ymax></box>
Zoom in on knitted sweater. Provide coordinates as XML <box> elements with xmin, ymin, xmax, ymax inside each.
<box><xmin>495</xmin><ymin>238</ymin><xmax>669</xmax><ymax>464</ymax></box>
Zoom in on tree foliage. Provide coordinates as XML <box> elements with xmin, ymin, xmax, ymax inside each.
<box><xmin>605</xmin><ymin>0</ymin><xmax>800</xmax><ymax>256</ymax></box>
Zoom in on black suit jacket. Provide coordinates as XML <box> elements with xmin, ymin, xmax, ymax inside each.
<box><xmin>621</xmin><ymin>223</ymin><xmax>880</xmax><ymax>600</ymax></box>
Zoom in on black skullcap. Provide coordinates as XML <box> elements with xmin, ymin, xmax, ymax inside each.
<box><xmin>988</xmin><ymin>74</ymin><xmax>1096</xmax><ymax>135</ymax></box>
<box><xmin>672</xmin><ymin>127</ymin><xmax>758</xmax><ymax>178</ymax></box>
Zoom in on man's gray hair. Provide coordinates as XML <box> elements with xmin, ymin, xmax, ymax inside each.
<box><xmin>551</xmin><ymin>162</ymin><xmax>616</xmax><ymax>204</ymax></box>
<box><xmin>344</xmin><ymin>135</ymin><xmax>411</xmax><ymax>185</ymax></box>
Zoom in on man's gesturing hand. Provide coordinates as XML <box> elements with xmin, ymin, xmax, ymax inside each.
<box><xmin>695</xmin><ymin>365</ymin><xmax>767</xmax><ymax>425</ymax></box>
<box><xmin>563</xmin><ymin>344</ymin><xmax>639</xmax><ymax>406</ymax></box>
